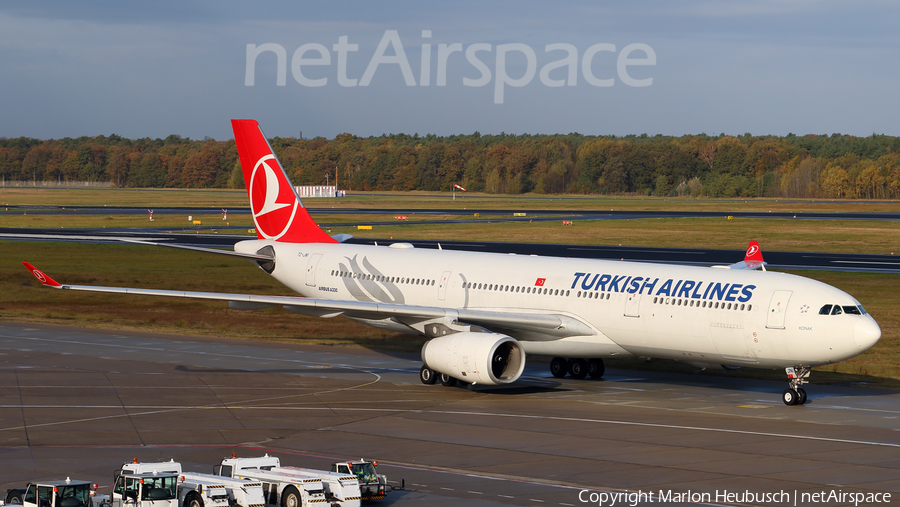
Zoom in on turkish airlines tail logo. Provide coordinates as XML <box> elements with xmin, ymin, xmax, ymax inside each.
<box><xmin>744</xmin><ymin>240</ymin><xmax>764</xmax><ymax>262</ymax></box>
<box><xmin>232</xmin><ymin>120</ymin><xmax>335</xmax><ymax>244</ymax></box>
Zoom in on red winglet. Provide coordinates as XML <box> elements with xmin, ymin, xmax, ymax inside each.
<box><xmin>744</xmin><ymin>241</ymin><xmax>764</xmax><ymax>263</ymax></box>
<box><xmin>22</xmin><ymin>262</ymin><xmax>63</xmax><ymax>288</ymax></box>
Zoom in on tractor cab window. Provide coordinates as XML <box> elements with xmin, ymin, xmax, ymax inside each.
<box><xmin>119</xmin><ymin>478</ymin><xmax>140</xmax><ymax>502</ymax></box>
<box><xmin>350</xmin><ymin>463</ymin><xmax>378</xmax><ymax>483</ymax></box>
<box><xmin>140</xmin><ymin>476</ymin><xmax>176</xmax><ymax>501</ymax></box>
<box><xmin>37</xmin><ymin>486</ymin><xmax>54</xmax><ymax>507</ymax></box>
<box><xmin>24</xmin><ymin>485</ymin><xmax>36</xmax><ymax>505</ymax></box>
<box><xmin>57</xmin><ymin>484</ymin><xmax>91</xmax><ymax>507</ymax></box>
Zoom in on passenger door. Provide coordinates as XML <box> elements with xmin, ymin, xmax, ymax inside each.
<box><xmin>766</xmin><ymin>290</ymin><xmax>792</xmax><ymax>329</ymax></box>
<box><xmin>624</xmin><ymin>292</ymin><xmax>641</xmax><ymax>317</ymax></box>
<box><xmin>438</xmin><ymin>271</ymin><xmax>451</xmax><ymax>300</ymax></box>
<box><xmin>305</xmin><ymin>253</ymin><xmax>323</xmax><ymax>287</ymax></box>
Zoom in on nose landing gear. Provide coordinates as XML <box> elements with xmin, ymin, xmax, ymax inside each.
<box><xmin>782</xmin><ymin>366</ymin><xmax>810</xmax><ymax>405</ymax></box>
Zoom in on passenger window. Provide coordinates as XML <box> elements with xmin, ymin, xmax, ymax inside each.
<box><xmin>831</xmin><ymin>305</ymin><xmax>842</xmax><ymax>315</ymax></box>
<box><xmin>819</xmin><ymin>305</ymin><xmax>832</xmax><ymax>315</ymax></box>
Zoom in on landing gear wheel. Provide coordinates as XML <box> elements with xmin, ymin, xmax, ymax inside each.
<box><xmin>782</xmin><ymin>388</ymin><xmax>799</xmax><ymax>406</ymax></box>
<box><xmin>419</xmin><ymin>365</ymin><xmax>437</xmax><ymax>385</ymax></box>
<box><xmin>550</xmin><ymin>357</ymin><xmax>569</xmax><ymax>378</ymax></box>
<box><xmin>439</xmin><ymin>373</ymin><xmax>457</xmax><ymax>387</ymax></box>
<box><xmin>588</xmin><ymin>359</ymin><xmax>605</xmax><ymax>379</ymax></box>
<box><xmin>783</xmin><ymin>365</ymin><xmax>811</xmax><ymax>406</ymax></box>
<box><xmin>569</xmin><ymin>358</ymin><xmax>589</xmax><ymax>380</ymax></box>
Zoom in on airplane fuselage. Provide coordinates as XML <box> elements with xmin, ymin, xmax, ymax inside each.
<box><xmin>235</xmin><ymin>239</ymin><xmax>881</xmax><ymax>370</ymax></box>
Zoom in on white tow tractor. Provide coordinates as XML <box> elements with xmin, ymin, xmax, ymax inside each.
<box><xmin>274</xmin><ymin>468</ymin><xmax>359</xmax><ymax>507</ymax></box>
<box><xmin>212</xmin><ymin>456</ymin><xmax>327</xmax><ymax>507</ymax></box>
<box><xmin>215</xmin><ymin>456</ymin><xmax>359</xmax><ymax>507</ymax></box>
<box><xmin>109</xmin><ymin>471</ymin><xmax>180</xmax><ymax>507</ymax></box>
<box><xmin>4</xmin><ymin>479</ymin><xmax>101</xmax><ymax>507</ymax></box>
<box><xmin>329</xmin><ymin>461</ymin><xmax>387</xmax><ymax>501</ymax></box>
<box><xmin>117</xmin><ymin>460</ymin><xmax>264</xmax><ymax>507</ymax></box>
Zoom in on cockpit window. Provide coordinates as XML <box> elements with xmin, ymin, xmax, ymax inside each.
<box><xmin>820</xmin><ymin>304</ymin><xmax>866</xmax><ymax>316</ymax></box>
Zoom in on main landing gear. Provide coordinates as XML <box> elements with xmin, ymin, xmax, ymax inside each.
<box><xmin>550</xmin><ymin>357</ymin><xmax>605</xmax><ymax>380</ymax></box>
<box><xmin>782</xmin><ymin>366</ymin><xmax>810</xmax><ymax>405</ymax></box>
<box><xmin>419</xmin><ymin>365</ymin><xmax>467</xmax><ymax>388</ymax></box>
<box><xmin>419</xmin><ymin>365</ymin><xmax>437</xmax><ymax>384</ymax></box>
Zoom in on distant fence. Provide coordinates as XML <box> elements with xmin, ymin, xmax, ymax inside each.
<box><xmin>0</xmin><ymin>181</ymin><xmax>113</xmax><ymax>188</ymax></box>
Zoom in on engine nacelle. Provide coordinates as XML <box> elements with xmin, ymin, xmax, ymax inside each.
<box><xmin>421</xmin><ymin>332</ymin><xmax>526</xmax><ymax>385</ymax></box>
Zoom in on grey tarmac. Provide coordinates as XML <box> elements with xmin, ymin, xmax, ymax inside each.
<box><xmin>0</xmin><ymin>323</ymin><xmax>897</xmax><ymax>507</ymax></box>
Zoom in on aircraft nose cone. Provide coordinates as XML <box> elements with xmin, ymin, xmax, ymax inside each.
<box><xmin>854</xmin><ymin>316</ymin><xmax>881</xmax><ymax>351</ymax></box>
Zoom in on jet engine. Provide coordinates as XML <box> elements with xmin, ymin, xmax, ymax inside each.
<box><xmin>421</xmin><ymin>332</ymin><xmax>525</xmax><ymax>385</ymax></box>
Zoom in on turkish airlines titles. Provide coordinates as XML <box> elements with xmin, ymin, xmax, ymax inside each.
<box><xmin>571</xmin><ymin>273</ymin><xmax>757</xmax><ymax>303</ymax></box>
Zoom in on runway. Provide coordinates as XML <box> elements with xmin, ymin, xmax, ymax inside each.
<box><xmin>3</xmin><ymin>227</ymin><xmax>900</xmax><ymax>273</ymax></box>
<box><xmin>3</xmin><ymin>205</ymin><xmax>900</xmax><ymax>223</ymax></box>
<box><xmin>0</xmin><ymin>323</ymin><xmax>897</xmax><ymax>506</ymax></box>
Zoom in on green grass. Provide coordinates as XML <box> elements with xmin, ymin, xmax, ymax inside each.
<box><xmin>333</xmin><ymin>217</ymin><xmax>900</xmax><ymax>255</ymax></box>
<box><xmin>4</xmin><ymin>187</ymin><xmax>900</xmax><ymax>212</ymax></box>
<box><xmin>0</xmin><ymin>213</ymin><xmax>256</xmax><ymax>230</ymax></box>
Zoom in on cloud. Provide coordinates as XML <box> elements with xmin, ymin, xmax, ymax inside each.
<box><xmin>1</xmin><ymin>1</ymin><xmax>898</xmax><ymax>139</ymax></box>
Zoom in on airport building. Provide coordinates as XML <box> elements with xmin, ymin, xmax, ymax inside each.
<box><xmin>294</xmin><ymin>185</ymin><xmax>345</xmax><ymax>198</ymax></box>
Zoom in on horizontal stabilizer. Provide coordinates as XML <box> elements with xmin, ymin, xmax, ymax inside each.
<box><xmin>119</xmin><ymin>239</ymin><xmax>274</xmax><ymax>261</ymax></box>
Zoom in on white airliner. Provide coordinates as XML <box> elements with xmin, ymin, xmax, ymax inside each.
<box><xmin>24</xmin><ymin>120</ymin><xmax>881</xmax><ymax>406</ymax></box>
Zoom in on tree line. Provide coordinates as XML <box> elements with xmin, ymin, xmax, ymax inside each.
<box><xmin>2</xmin><ymin>131</ymin><xmax>900</xmax><ymax>198</ymax></box>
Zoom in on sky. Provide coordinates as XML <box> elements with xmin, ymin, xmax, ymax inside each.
<box><xmin>1</xmin><ymin>1</ymin><xmax>898</xmax><ymax>140</ymax></box>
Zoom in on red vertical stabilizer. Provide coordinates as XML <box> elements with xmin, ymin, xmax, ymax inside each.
<box><xmin>232</xmin><ymin>119</ymin><xmax>336</xmax><ymax>243</ymax></box>
<box><xmin>745</xmin><ymin>240</ymin><xmax>763</xmax><ymax>263</ymax></box>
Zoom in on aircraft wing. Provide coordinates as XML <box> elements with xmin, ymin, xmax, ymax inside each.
<box><xmin>22</xmin><ymin>263</ymin><xmax>594</xmax><ymax>339</ymax></box>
